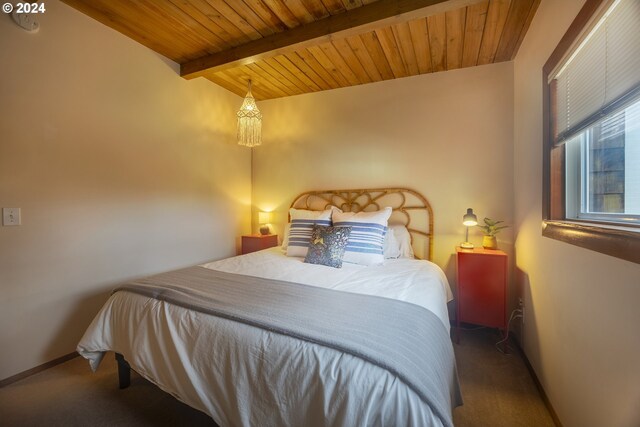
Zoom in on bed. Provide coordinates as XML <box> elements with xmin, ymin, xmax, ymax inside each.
<box><xmin>77</xmin><ymin>188</ymin><xmax>462</xmax><ymax>427</ymax></box>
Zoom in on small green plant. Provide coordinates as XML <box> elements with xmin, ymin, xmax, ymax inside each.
<box><xmin>477</xmin><ymin>218</ymin><xmax>508</xmax><ymax>236</ymax></box>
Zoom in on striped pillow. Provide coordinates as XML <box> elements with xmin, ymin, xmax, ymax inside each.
<box><xmin>332</xmin><ymin>207</ymin><xmax>392</xmax><ymax>266</ymax></box>
<box><xmin>286</xmin><ymin>208</ymin><xmax>333</xmax><ymax>257</ymax></box>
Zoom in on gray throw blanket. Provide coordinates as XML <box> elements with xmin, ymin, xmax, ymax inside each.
<box><xmin>115</xmin><ymin>266</ymin><xmax>462</xmax><ymax>427</ymax></box>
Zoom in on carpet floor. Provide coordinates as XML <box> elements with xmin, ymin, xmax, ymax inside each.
<box><xmin>452</xmin><ymin>328</ymin><xmax>555</xmax><ymax>427</ymax></box>
<box><xmin>0</xmin><ymin>328</ymin><xmax>555</xmax><ymax>426</ymax></box>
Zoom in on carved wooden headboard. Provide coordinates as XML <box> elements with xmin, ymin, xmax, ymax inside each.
<box><xmin>290</xmin><ymin>188</ymin><xmax>434</xmax><ymax>261</ymax></box>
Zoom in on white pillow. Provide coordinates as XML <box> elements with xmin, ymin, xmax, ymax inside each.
<box><xmin>390</xmin><ymin>224</ymin><xmax>415</xmax><ymax>259</ymax></box>
<box><xmin>281</xmin><ymin>223</ymin><xmax>291</xmax><ymax>250</ymax></box>
<box><xmin>332</xmin><ymin>207</ymin><xmax>392</xmax><ymax>266</ymax></box>
<box><xmin>383</xmin><ymin>228</ymin><xmax>401</xmax><ymax>259</ymax></box>
<box><xmin>286</xmin><ymin>208</ymin><xmax>333</xmax><ymax>257</ymax></box>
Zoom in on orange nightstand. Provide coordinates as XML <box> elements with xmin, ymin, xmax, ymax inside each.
<box><xmin>455</xmin><ymin>247</ymin><xmax>507</xmax><ymax>343</ymax></box>
<box><xmin>241</xmin><ymin>235</ymin><xmax>278</xmax><ymax>255</ymax></box>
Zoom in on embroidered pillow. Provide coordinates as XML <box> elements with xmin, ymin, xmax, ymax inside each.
<box><xmin>303</xmin><ymin>225</ymin><xmax>352</xmax><ymax>268</ymax></box>
<box><xmin>332</xmin><ymin>207</ymin><xmax>392</xmax><ymax>266</ymax></box>
<box><xmin>286</xmin><ymin>208</ymin><xmax>333</xmax><ymax>257</ymax></box>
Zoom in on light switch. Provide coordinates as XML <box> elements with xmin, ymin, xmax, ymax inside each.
<box><xmin>3</xmin><ymin>208</ymin><xmax>21</xmax><ymax>226</ymax></box>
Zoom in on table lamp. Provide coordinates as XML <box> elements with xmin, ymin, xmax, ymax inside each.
<box><xmin>258</xmin><ymin>211</ymin><xmax>272</xmax><ymax>235</ymax></box>
<box><xmin>461</xmin><ymin>208</ymin><xmax>477</xmax><ymax>249</ymax></box>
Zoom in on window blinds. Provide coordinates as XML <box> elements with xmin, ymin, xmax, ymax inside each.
<box><xmin>550</xmin><ymin>0</ymin><xmax>640</xmax><ymax>145</ymax></box>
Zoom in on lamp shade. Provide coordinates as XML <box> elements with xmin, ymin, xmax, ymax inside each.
<box><xmin>237</xmin><ymin>80</ymin><xmax>262</xmax><ymax>147</ymax></box>
<box><xmin>462</xmin><ymin>208</ymin><xmax>478</xmax><ymax>226</ymax></box>
<box><xmin>258</xmin><ymin>211</ymin><xmax>272</xmax><ymax>225</ymax></box>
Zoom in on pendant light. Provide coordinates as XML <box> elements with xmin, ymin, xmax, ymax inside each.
<box><xmin>236</xmin><ymin>80</ymin><xmax>262</xmax><ymax>147</ymax></box>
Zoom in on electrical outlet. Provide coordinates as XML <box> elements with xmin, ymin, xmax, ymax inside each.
<box><xmin>519</xmin><ymin>297</ymin><xmax>525</xmax><ymax>324</ymax></box>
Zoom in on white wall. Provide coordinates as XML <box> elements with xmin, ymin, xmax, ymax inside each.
<box><xmin>0</xmin><ymin>2</ymin><xmax>251</xmax><ymax>380</ymax></box>
<box><xmin>514</xmin><ymin>1</ymin><xmax>640</xmax><ymax>426</ymax></box>
<box><xmin>252</xmin><ymin>62</ymin><xmax>515</xmax><ymax>301</ymax></box>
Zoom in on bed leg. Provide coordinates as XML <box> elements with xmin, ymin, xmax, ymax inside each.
<box><xmin>115</xmin><ymin>353</ymin><xmax>131</xmax><ymax>389</ymax></box>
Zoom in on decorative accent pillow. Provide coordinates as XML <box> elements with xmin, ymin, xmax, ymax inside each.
<box><xmin>332</xmin><ymin>207</ymin><xmax>393</xmax><ymax>266</ymax></box>
<box><xmin>303</xmin><ymin>225</ymin><xmax>352</xmax><ymax>268</ymax></box>
<box><xmin>390</xmin><ymin>224</ymin><xmax>415</xmax><ymax>259</ymax></box>
<box><xmin>286</xmin><ymin>208</ymin><xmax>333</xmax><ymax>257</ymax></box>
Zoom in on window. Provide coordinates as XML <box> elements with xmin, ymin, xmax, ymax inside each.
<box><xmin>565</xmin><ymin>99</ymin><xmax>640</xmax><ymax>224</ymax></box>
<box><xmin>543</xmin><ymin>0</ymin><xmax>640</xmax><ymax>264</ymax></box>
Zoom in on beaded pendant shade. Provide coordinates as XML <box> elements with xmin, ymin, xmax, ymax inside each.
<box><xmin>236</xmin><ymin>80</ymin><xmax>262</xmax><ymax>147</ymax></box>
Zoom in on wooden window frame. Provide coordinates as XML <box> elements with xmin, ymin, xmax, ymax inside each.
<box><xmin>542</xmin><ymin>0</ymin><xmax>640</xmax><ymax>265</ymax></box>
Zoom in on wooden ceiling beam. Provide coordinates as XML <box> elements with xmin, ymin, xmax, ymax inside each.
<box><xmin>180</xmin><ymin>0</ymin><xmax>484</xmax><ymax>79</ymax></box>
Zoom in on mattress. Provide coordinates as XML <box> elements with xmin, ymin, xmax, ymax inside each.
<box><xmin>77</xmin><ymin>248</ymin><xmax>456</xmax><ymax>427</ymax></box>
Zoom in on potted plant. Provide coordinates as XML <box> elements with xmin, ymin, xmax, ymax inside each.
<box><xmin>477</xmin><ymin>218</ymin><xmax>508</xmax><ymax>250</ymax></box>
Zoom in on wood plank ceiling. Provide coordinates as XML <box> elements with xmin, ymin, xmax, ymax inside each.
<box><xmin>62</xmin><ymin>0</ymin><xmax>540</xmax><ymax>100</ymax></box>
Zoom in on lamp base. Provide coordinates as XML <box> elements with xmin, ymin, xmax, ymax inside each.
<box><xmin>460</xmin><ymin>242</ymin><xmax>474</xmax><ymax>249</ymax></box>
<box><xmin>259</xmin><ymin>225</ymin><xmax>270</xmax><ymax>235</ymax></box>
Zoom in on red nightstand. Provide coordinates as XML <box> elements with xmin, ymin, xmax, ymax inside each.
<box><xmin>455</xmin><ymin>247</ymin><xmax>507</xmax><ymax>343</ymax></box>
<box><xmin>241</xmin><ymin>234</ymin><xmax>278</xmax><ymax>255</ymax></box>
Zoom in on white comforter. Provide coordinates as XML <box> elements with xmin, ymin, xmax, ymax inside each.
<box><xmin>78</xmin><ymin>248</ymin><xmax>454</xmax><ymax>427</ymax></box>
<box><xmin>203</xmin><ymin>247</ymin><xmax>453</xmax><ymax>331</ymax></box>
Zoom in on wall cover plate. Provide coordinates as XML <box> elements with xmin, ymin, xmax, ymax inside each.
<box><xmin>12</xmin><ymin>11</ymin><xmax>40</xmax><ymax>33</ymax></box>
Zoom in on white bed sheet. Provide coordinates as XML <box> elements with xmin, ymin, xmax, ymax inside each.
<box><xmin>201</xmin><ymin>247</ymin><xmax>453</xmax><ymax>332</ymax></box>
<box><xmin>78</xmin><ymin>248</ymin><xmax>455</xmax><ymax>427</ymax></box>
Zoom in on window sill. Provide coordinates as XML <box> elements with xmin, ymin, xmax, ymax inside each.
<box><xmin>542</xmin><ymin>220</ymin><xmax>640</xmax><ymax>264</ymax></box>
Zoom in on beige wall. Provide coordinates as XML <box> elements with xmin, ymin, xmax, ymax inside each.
<box><xmin>0</xmin><ymin>2</ymin><xmax>251</xmax><ymax>380</ymax></box>
<box><xmin>253</xmin><ymin>62</ymin><xmax>515</xmax><ymax>298</ymax></box>
<box><xmin>5</xmin><ymin>3</ymin><xmax>637</xmax><ymax>425</ymax></box>
<box><xmin>514</xmin><ymin>1</ymin><xmax>640</xmax><ymax>426</ymax></box>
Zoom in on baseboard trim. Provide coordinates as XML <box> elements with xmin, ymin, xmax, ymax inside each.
<box><xmin>511</xmin><ymin>337</ymin><xmax>564</xmax><ymax>427</ymax></box>
<box><xmin>0</xmin><ymin>352</ymin><xmax>79</xmax><ymax>388</ymax></box>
